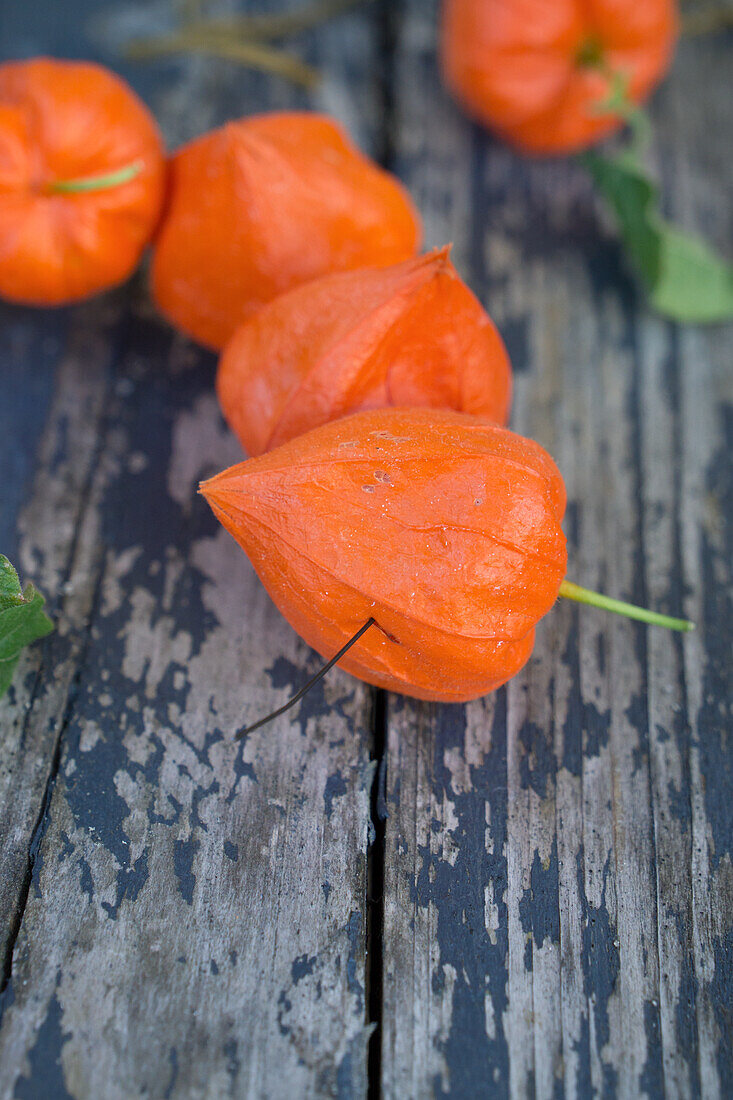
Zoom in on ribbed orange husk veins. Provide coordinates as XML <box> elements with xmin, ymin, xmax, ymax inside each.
<box><xmin>217</xmin><ymin>247</ymin><xmax>513</xmax><ymax>456</ymax></box>
<box><xmin>0</xmin><ymin>58</ymin><xmax>166</xmax><ymax>305</ymax></box>
<box><xmin>200</xmin><ymin>407</ymin><xmax>568</xmax><ymax>702</ymax></box>
<box><xmin>151</xmin><ymin>112</ymin><xmax>422</xmax><ymax>350</ymax></box>
<box><xmin>440</xmin><ymin>0</ymin><xmax>677</xmax><ymax>154</ymax></box>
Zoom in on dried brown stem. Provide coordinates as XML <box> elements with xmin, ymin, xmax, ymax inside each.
<box><xmin>127</xmin><ymin>32</ymin><xmax>320</xmax><ymax>89</ymax></box>
<box><xmin>180</xmin><ymin>0</ymin><xmax>371</xmax><ymax>41</ymax></box>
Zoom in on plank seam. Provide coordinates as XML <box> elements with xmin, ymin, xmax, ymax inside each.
<box><xmin>366</xmin><ymin>689</ymin><xmax>387</xmax><ymax>1100</ymax></box>
<box><xmin>368</xmin><ymin>5</ymin><xmax>399</xmax><ymax>1096</ymax></box>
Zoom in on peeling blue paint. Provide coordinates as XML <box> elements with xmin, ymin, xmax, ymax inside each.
<box><xmin>519</xmin><ymin>840</ymin><xmax>560</xmax><ymax>950</ymax></box>
<box><xmin>400</xmin><ymin>692</ymin><xmax>510</xmax><ymax>1097</ymax></box>
<box><xmin>223</xmin><ymin>1038</ymin><xmax>240</xmax><ymax>1082</ymax></box>
<box><xmin>324</xmin><ymin>771</ymin><xmax>348</xmax><ymax>821</ymax></box>
<box><xmin>163</xmin><ymin>1046</ymin><xmax>178</xmax><ymax>1100</ymax></box>
<box><xmin>710</xmin><ymin>925</ymin><xmax>733</xmax><ymax>1095</ymax></box>
<box><xmin>291</xmin><ymin>954</ymin><xmax>317</xmax><ymax>984</ymax></box>
<box><xmin>345</xmin><ymin>911</ymin><xmax>364</xmax><ymax>1011</ymax></box>
<box><xmin>173</xmin><ymin>838</ymin><xmax>198</xmax><ymax>906</ymax></box>
<box><xmin>578</xmin><ymin>847</ymin><xmax>620</xmax><ymax>1096</ymax></box>
<box><xmin>13</xmin><ymin>975</ymin><xmax>72</xmax><ymax>1100</ymax></box>
<box><xmin>77</xmin><ymin>855</ymin><xmax>94</xmax><ymax>902</ymax></box>
<box><xmin>639</xmin><ymin>1000</ymin><xmax>664</xmax><ymax>1099</ymax></box>
<box><xmin>671</xmin><ymin>910</ymin><xmax>699</xmax><ymax>1096</ymax></box>
<box><xmin>572</xmin><ymin>1011</ymin><xmax>592</xmax><ymax>1100</ymax></box>
<box><xmin>101</xmin><ymin>849</ymin><xmax>149</xmax><ymax>919</ymax></box>
<box><xmin>519</xmin><ymin>720</ymin><xmax>556</xmax><ymax>797</ymax></box>
<box><xmin>57</xmin><ymin>832</ymin><xmax>74</xmax><ymax>863</ymax></box>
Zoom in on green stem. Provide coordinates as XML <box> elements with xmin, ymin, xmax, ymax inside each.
<box><xmin>48</xmin><ymin>160</ymin><xmax>143</xmax><ymax>194</ymax></box>
<box><xmin>559</xmin><ymin>580</ymin><xmax>695</xmax><ymax>632</ymax></box>
<box><xmin>586</xmin><ymin>65</ymin><xmax>651</xmax><ymax>157</ymax></box>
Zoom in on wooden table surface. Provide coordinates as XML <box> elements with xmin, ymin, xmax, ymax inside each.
<box><xmin>0</xmin><ymin>2</ymin><xmax>731</xmax><ymax>1098</ymax></box>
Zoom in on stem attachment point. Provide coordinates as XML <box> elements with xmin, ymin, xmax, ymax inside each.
<box><xmin>47</xmin><ymin>160</ymin><xmax>143</xmax><ymax>195</ymax></box>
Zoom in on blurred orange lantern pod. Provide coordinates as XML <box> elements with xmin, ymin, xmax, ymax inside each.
<box><xmin>152</xmin><ymin>111</ymin><xmax>422</xmax><ymax>350</ymax></box>
<box><xmin>201</xmin><ymin>407</ymin><xmax>567</xmax><ymax>702</ymax></box>
<box><xmin>440</xmin><ymin>0</ymin><xmax>677</xmax><ymax>154</ymax></box>
<box><xmin>0</xmin><ymin>57</ymin><xmax>166</xmax><ymax>305</ymax></box>
<box><xmin>216</xmin><ymin>247</ymin><xmax>512</xmax><ymax>456</ymax></box>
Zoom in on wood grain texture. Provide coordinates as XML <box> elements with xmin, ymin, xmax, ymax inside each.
<box><xmin>0</xmin><ymin>300</ymin><xmax>122</xmax><ymax>964</ymax></box>
<box><xmin>0</xmin><ymin>3</ymin><xmax>384</xmax><ymax>1096</ymax></box>
<box><xmin>380</xmin><ymin>3</ymin><xmax>732</xmax><ymax>1097</ymax></box>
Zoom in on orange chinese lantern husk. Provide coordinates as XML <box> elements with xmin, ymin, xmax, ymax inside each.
<box><xmin>217</xmin><ymin>247</ymin><xmax>513</xmax><ymax>456</ymax></box>
<box><xmin>440</xmin><ymin>0</ymin><xmax>677</xmax><ymax>154</ymax></box>
<box><xmin>200</xmin><ymin>407</ymin><xmax>568</xmax><ymax>702</ymax></box>
<box><xmin>152</xmin><ymin>111</ymin><xmax>422</xmax><ymax>350</ymax></box>
<box><xmin>0</xmin><ymin>57</ymin><xmax>166</xmax><ymax>305</ymax></box>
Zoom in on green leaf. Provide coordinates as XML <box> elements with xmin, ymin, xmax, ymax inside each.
<box><xmin>582</xmin><ymin>148</ymin><xmax>733</xmax><ymax>323</ymax></box>
<box><xmin>0</xmin><ymin>555</ymin><xmax>54</xmax><ymax>698</ymax></box>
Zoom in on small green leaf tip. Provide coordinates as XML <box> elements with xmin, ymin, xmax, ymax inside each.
<box><xmin>0</xmin><ymin>555</ymin><xmax>54</xmax><ymax>698</ymax></box>
<box><xmin>583</xmin><ymin>149</ymin><xmax>733</xmax><ymax>323</ymax></box>
<box><xmin>580</xmin><ymin>74</ymin><xmax>733</xmax><ymax>324</ymax></box>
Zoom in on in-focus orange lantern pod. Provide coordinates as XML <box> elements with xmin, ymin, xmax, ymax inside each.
<box><xmin>217</xmin><ymin>247</ymin><xmax>512</xmax><ymax>456</ymax></box>
<box><xmin>201</xmin><ymin>407</ymin><xmax>568</xmax><ymax>702</ymax></box>
<box><xmin>152</xmin><ymin>111</ymin><xmax>422</xmax><ymax>349</ymax></box>
<box><xmin>0</xmin><ymin>57</ymin><xmax>166</xmax><ymax>304</ymax></box>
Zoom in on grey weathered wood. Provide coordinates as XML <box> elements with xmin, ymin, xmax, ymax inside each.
<box><xmin>0</xmin><ymin>3</ymin><xmax>385</xmax><ymax>1096</ymax></box>
<box><xmin>669</xmin><ymin>33</ymin><xmax>733</xmax><ymax>1098</ymax></box>
<box><xmin>0</xmin><ymin>301</ymin><xmax>122</xmax><ymax>963</ymax></box>
<box><xmin>381</xmin><ymin>3</ymin><xmax>732</xmax><ymax>1097</ymax></box>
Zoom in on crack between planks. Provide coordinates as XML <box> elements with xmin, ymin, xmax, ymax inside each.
<box><xmin>366</xmin><ymin>688</ymin><xmax>387</xmax><ymax>1100</ymax></box>
<box><xmin>364</xmin><ymin>4</ymin><xmax>399</xmax><ymax>1097</ymax></box>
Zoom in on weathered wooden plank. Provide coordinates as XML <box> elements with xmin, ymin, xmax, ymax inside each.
<box><xmin>0</xmin><ymin>300</ymin><xmax>123</xmax><ymax>963</ymax></box>
<box><xmin>381</xmin><ymin>2</ymin><xmax>732</xmax><ymax>1097</ymax></box>
<box><xmin>0</xmin><ymin>2</ymin><xmax>387</xmax><ymax>1096</ymax></box>
<box><xmin>667</xmin><ymin>33</ymin><xmax>733</xmax><ymax>1100</ymax></box>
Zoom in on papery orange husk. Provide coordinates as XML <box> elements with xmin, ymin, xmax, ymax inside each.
<box><xmin>200</xmin><ymin>407</ymin><xmax>567</xmax><ymax>702</ymax></box>
<box><xmin>0</xmin><ymin>58</ymin><xmax>166</xmax><ymax>304</ymax></box>
<box><xmin>440</xmin><ymin>0</ymin><xmax>677</xmax><ymax>154</ymax></box>
<box><xmin>152</xmin><ymin>111</ymin><xmax>422</xmax><ymax>350</ymax></box>
<box><xmin>217</xmin><ymin>247</ymin><xmax>513</xmax><ymax>456</ymax></box>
